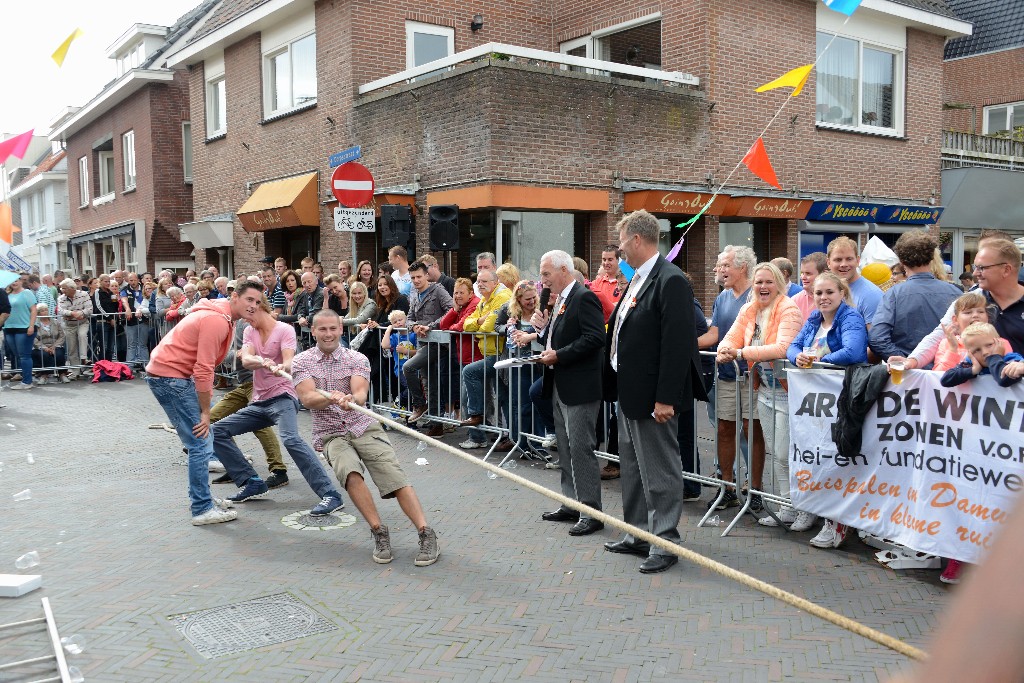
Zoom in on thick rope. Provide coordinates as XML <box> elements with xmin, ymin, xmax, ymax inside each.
<box><xmin>350</xmin><ymin>402</ymin><xmax>927</xmax><ymax>661</ymax></box>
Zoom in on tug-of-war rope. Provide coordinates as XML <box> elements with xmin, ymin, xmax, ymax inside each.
<box><xmin>350</xmin><ymin>402</ymin><xmax>928</xmax><ymax>661</ymax></box>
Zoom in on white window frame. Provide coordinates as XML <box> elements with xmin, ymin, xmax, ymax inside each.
<box><xmin>983</xmin><ymin>101</ymin><xmax>1024</xmax><ymax>135</ymax></box>
<box><xmin>405</xmin><ymin>21</ymin><xmax>454</xmax><ymax>74</ymax></box>
<box><xmin>123</xmin><ymin>237</ymin><xmax>137</xmax><ymax>272</ymax></box>
<box><xmin>97</xmin><ymin>151</ymin><xmax>116</xmax><ymax>200</ymax></box>
<box><xmin>206</xmin><ymin>76</ymin><xmax>226</xmax><ymax>137</ymax></box>
<box><xmin>122</xmin><ymin>130</ymin><xmax>136</xmax><ymax>191</ymax></box>
<box><xmin>78</xmin><ymin>156</ymin><xmax>89</xmax><ymax>207</ymax></box>
<box><xmin>558</xmin><ymin>14</ymin><xmax>661</xmax><ymax>76</ymax></box>
<box><xmin>815</xmin><ymin>32</ymin><xmax>904</xmax><ymax>137</ymax></box>
<box><xmin>80</xmin><ymin>244</ymin><xmax>95</xmax><ymax>275</ymax></box>
<box><xmin>262</xmin><ymin>31</ymin><xmax>317</xmax><ymax>117</ymax></box>
<box><xmin>182</xmin><ymin>121</ymin><xmax>193</xmax><ymax>182</ymax></box>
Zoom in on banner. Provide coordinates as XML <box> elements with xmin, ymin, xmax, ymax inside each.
<box><xmin>788</xmin><ymin>369</ymin><xmax>1024</xmax><ymax>564</ymax></box>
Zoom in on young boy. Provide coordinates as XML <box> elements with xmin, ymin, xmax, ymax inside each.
<box><xmin>380</xmin><ymin>309</ymin><xmax>417</xmax><ymax>404</ymax></box>
<box><xmin>940</xmin><ymin>322</ymin><xmax>1024</xmax><ymax>387</ymax></box>
<box><xmin>934</xmin><ymin>292</ymin><xmax>1013</xmax><ymax>372</ymax></box>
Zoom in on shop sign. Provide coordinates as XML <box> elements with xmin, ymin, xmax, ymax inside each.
<box><xmin>806</xmin><ymin>201</ymin><xmax>944</xmax><ymax>224</ymax></box>
<box><xmin>334</xmin><ymin>207</ymin><xmax>375</xmax><ymax>232</ymax></box>
<box><xmin>623</xmin><ymin>190</ymin><xmax>730</xmax><ymax>215</ymax></box>
<box><xmin>878</xmin><ymin>205</ymin><xmax>944</xmax><ymax>225</ymax></box>
<box><xmin>724</xmin><ymin>196</ymin><xmax>813</xmax><ymax>219</ymax></box>
<box><xmin>244</xmin><ymin>209</ymin><xmax>286</xmax><ymax>231</ymax></box>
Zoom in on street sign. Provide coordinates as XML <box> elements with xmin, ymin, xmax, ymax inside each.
<box><xmin>331</xmin><ymin>162</ymin><xmax>374</xmax><ymax>208</ymax></box>
<box><xmin>328</xmin><ymin>145</ymin><xmax>362</xmax><ymax>168</ymax></box>
<box><xmin>5</xmin><ymin>249</ymin><xmax>32</xmax><ymax>271</ymax></box>
<box><xmin>0</xmin><ymin>253</ymin><xmax>16</xmax><ymax>270</ymax></box>
<box><xmin>334</xmin><ymin>207</ymin><xmax>375</xmax><ymax>232</ymax></box>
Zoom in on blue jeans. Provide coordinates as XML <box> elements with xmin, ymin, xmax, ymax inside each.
<box><xmin>4</xmin><ymin>331</ymin><xmax>35</xmax><ymax>386</ymax></box>
<box><xmin>529</xmin><ymin>377</ymin><xmax>555</xmax><ymax>435</ymax></box>
<box><xmin>146</xmin><ymin>376</ymin><xmax>214</xmax><ymax>516</ymax></box>
<box><xmin>499</xmin><ymin>364</ymin><xmax>540</xmax><ymax>445</ymax></box>
<box><xmin>212</xmin><ymin>393</ymin><xmax>340</xmax><ymax>500</ymax></box>
<box><xmin>462</xmin><ymin>355</ymin><xmax>497</xmax><ymax>442</ymax></box>
<box><xmin>125</xmin><ymin>322</ymin><xmax>150</xmax><ymax>368</ymax></box>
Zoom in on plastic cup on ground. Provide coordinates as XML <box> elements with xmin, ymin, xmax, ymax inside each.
<box><xmin>12</xmin><ymin>489</ymin><xmax>31</xmax><ymax>501</ymax></box>
<box><xmin>15</xmin><ymin>551</ymin><xmax>40</xmax><ymax>569</ymax></box>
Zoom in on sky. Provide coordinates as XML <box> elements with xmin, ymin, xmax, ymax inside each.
<box><xmin>1</xmin><ymin>0</ymin><xmax>205</xmax><ymax>138</ymax></box>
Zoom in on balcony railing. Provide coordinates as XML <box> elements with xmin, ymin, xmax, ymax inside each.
<box><xmin>359</xmin><ymin>42</ymin><xmax>699</xmax><ymax>96</ymax></box>
<box><xmin>942</xmin><ymin>130</ymin><xmax>1024</xmax><ymax>172</ymax></box>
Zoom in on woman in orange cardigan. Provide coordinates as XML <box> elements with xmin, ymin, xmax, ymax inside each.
<box><xmin>716</xmin><ymin>262</ymin><xmax>803</xmax><ymax>514</ymax></box>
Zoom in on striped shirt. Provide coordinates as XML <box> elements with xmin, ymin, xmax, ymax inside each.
<box><xmin>291</xmin><ymin>344</ymin><xmax>373</xmax><ymax>448</ymax></box>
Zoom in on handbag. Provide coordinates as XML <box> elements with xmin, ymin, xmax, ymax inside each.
<box><xmin>349</xmin><ymin>326</ymin><xmax>372</xmax><ymax>352</ymax></box>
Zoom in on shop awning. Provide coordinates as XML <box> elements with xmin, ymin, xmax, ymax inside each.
<box><xmin>426</xmin><ymin>184</ymin><xmax>608</xmax><ymax>212</ymax></box>
<box><xmin>68</xmin><ymin>221</ymin><xmax>136</xmax><ymax>246</ymax></box>
<box><xmin>237</xmin><ymin>172</ymin><xmax>319</xmax><ymax>232</ymax></box>
<box><xmin>179</xmin><ymin>215</ymin><xmax>234</xmax><ymax>248</ymax></box>
<box><xmin>941</xmin><ymin>167</ymin><xmax>1024</xmax><ymax>230</ymax></box>
<box><xmin>624</xmin><ymin>190</ymin><xmax>729</xmax><ymax>215</ymax></box>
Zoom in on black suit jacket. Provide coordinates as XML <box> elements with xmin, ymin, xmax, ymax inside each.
<box><xmin>603</xmin><ymin>256</ymin><xmax>707</xmax><ymax>419</ymax></box>
<box><xmin>538</xmin><ymin>282</ymin><xmax>606</xmax><ymax>406</ymax></box>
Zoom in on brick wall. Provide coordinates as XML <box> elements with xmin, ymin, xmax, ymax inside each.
<box><xmin>65</xmin><ymin>72</ymin><xmax>193</xmax><ymax>273</ymax></box>
<box><xmin>943</xmin><ymin>46</ymin><xmax>1024</xmax><ymax>133</ymax></box>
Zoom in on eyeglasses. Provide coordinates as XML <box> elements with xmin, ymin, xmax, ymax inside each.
<box><xmin>515</xmin><ymin>280</ymin><xmax>535</xmax><ymax>291</ymax></box>
<box><xmin>972</xmin><ymin>262</ymin><xmax>1009</xmax><ymax>274</ymax></box>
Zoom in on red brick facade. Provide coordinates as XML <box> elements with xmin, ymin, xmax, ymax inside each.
<box><xmin>65</xmin><ymin>71</ymin><xmax>194</xmax><ymax>274</ymax></box>
<box><xmin>183</xmin><ymin>0</ymin><xmax>950</xmax><ymax>306</ymax></box>
<box><xmin>943</xmin><ymin>46</ymin><xmax>1024</xmax><ymax>134</ymax></box>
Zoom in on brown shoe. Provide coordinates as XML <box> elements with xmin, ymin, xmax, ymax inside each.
<box><xmin>600</xmin><ymin>464</ymin><xmax>620</xmax><ymax>480</ymax></box>
<box><xmin>407</xmin><ymin>406</ymin><xmax>427</xmax><ymax>423</ymax></box>
<box><xmin>425</xmin><ymin>424</ymin><xmax>444</xmax><ymax>438</ymax></box>
<box><xmin>495</xmin><ymin>438</ymin><xmax>515</xmax><ymax>451</ymax></box>
<box><xmin>459</xmin><ymin>415</ymin><xmax>483</xmax><ymax>427</ymax></box>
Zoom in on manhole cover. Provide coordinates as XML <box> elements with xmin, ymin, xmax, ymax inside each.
<box><xmin>169</xmin><ymin>592</ymin><xmax>340</xmax><ymax>659</ymax></box>
<box><xmin>282</xmin><ymin>511</ymin><xmax>359</xmax><ymax>531</ymax></box>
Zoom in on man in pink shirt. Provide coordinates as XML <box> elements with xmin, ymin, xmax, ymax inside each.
<box><xmin>211</xmin><ymin>300</ymin><xmax>345</xmax><ymax>516</ymax></box>
<box><xmin>145</xmin><ymin>281</ymin><xmax>263</xmax><ymax>526</ymax></box>
<box><xmin>791</xmin><ymin>252</ymin><xmax>827</xmax><ymax>321</ymax></box>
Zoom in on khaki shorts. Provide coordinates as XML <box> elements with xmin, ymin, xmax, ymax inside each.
<box><xmin>716</xmin><ymin>378</ymin><xmax>756</xmax><ymax>423</ymax></box>
<box><xmin>322</xmin><ymin>422</ymin><xmax>410</xmax><ymax>498</ymax></box>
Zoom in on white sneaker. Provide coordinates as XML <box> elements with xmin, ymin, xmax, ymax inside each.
<box><xmin>759</xmin><ymin>506</ymin><xmax>798</xmax><ymax>527</ymax></box>
<box><xmin>35</xmin><ymin>376</ymin><xmax>47</xmax><ymax>385</ymax></box>
<box><xmin>790</xmin><ymin>511</ymin><xmax>818</xmax><ymax>532</ymax></box>
<box><xmin>459</xmin><ymin>439</ymin><xmax>486</xmax><ymax>449</ymax></box>
<box><xmin>208</xmin><ymin>460</ymin><xmax>226</xmax><ymax>473</ymax></box>
<box><xmin>213</xmin><ymin>497</ymin><xmax>235</xmax><ymax>510</ymax></box>
<box><xmin>8</xmin><ymin>382</ymin><xmax>32</xmax><ymax>391</ymax></box>
<box><xmin>192</xmin><ymin>506</ymin><xmax>237</xmax><ymax>525</ymax></box>
<box><xmin>541</xmin><ymin>435</ymin><xmax>557</xmax><ymax>450</ymax></box>
<box><xmin>809</xmin><ymin>520</ymin><xmax>847</xmax><ymax>548</ymax></box>
<box><xmin>59</xmin><ymin>375</ymin><xmax>71</xmax><ymax>384</ymax></box>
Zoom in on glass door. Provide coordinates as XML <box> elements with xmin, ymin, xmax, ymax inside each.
<box><xmin>502</xmin><ymin>211</ymin><xmax>574</xmax><ymax>281</ymax></box>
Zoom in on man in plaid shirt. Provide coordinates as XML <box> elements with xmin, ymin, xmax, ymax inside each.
<box><xmin>293</xmin><ymin>309</ymin><xmax>440</xmax><ymax>566</ymax></box>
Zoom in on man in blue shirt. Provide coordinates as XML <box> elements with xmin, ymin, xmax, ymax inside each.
<box><xmin>827</xmin><ymin>236</ymin><xmax>882</xmax><ymax>326</ymax></box>
<box><xmin>869</xmin><ymin>230</ymin><xmax>962</xmax><ymax>361</ymax></box>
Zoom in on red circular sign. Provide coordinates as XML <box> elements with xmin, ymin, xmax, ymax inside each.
<box><xmin>331</xmin><ymin>162</ymin><xmax>375</xmax><ymax>208</ymax></box>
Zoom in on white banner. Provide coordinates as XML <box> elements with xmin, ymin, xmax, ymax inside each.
<box><xmin>333</xmin><ymin>207</ymin><xmax>375</xmax><ymax>233</ymax></box>
<box><xmin>788</xmin><ymin>368</ymin><xmax>1024</xmax><ymax>563</ymax></box>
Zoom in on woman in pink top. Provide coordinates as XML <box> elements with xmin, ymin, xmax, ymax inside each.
<box><xmin>717</xmin><ymin>262</ymin><xmax>804</xmax><ymax>516</ymax></box>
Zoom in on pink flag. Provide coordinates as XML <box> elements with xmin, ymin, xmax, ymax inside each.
<box><xmin>0</xmin><ymin>130</ymin><xmax>35</xmax><ymax>165</ymax></box>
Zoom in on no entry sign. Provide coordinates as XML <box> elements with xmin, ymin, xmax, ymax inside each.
<box><xmin>331</xmin><ymin>162</ymin><xmax>374</xmax><ymax>208</ymax></box>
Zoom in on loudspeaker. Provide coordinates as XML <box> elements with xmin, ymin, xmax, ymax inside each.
<box><xmin>381</xmin><ymin>205</ymin><xmax>412</xmax><ymax>249</ymax></box>
<box><xmin>429</xmin><ymin>204</ymin><xmax>460</xmax><ymax>251</ymax></box>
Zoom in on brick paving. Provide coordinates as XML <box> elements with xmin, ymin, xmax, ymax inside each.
<box><xmin>0</xmin><ymin>380</ymin><xmax>949</xmax><ymax>682</ymax></box>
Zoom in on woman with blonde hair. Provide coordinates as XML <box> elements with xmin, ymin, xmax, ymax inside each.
<box><xmin>342</xmin><ymin>281</ymin><xmax>378</xmax><ymax>343</ymax></box>
<box><xmin>716</xmin><ymin>262</ymin><xmax>803</xmax><ymax>515</ymax></box>
<box><xmin>495</xmin><ymin>262</ymin><xmax>521</xmax><ymax>291</ymax></box>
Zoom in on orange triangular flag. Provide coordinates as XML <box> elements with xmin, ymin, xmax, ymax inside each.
<box><xmin>0</xmin><ymin>203</ymin><xmax>22</xmax><ymax>245</ymax></box>
<box><xmin>741</xmin><ymin>137</ymin><xmax>781</xmax><ymax>189</ymax></box>
<box><xmin>755</xmin><ymin>64</ymin><xmax>813</xmax><ymax>97</ymax></box>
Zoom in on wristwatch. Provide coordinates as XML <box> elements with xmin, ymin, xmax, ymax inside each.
<box><xmin>736</xmin><ymin>348</ymin><xmax>743</xmax><ymax>360</ymax></box>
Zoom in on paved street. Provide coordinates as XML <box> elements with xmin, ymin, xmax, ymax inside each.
<box><xmin>0</xmin><ymin>380</ymin><xmax>948</xmax><ymax>682</ymax></box>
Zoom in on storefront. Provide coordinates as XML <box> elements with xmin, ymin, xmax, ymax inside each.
<box><xmin>799</xmin><ymin>200</ymin><xmax>944</xmax><ymax>260</ymax></box>
<box><xmin>236</xmin><ymin>172</ymin><xmax>321</xmax><ymax>269</ymax></box>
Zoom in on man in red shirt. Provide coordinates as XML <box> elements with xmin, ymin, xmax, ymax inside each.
<box><xmin>588</xmin><ymin>245</ymin><xmax>628</xmax><ymax>323</ymax></box>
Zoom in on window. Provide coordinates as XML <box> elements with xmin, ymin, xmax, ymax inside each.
<box><xmin>405</xmin><ymin>22</ymin><xmax>454</xmax><ymax>78</ymax></box>
<box><xmin>122</xmin><ymin>130</ymin><xmax>136</xmax><ymax>190</ymax></box>
<box><xmin>816</xmin><ymin>31</ymin><xmax>903</xmax><ymax>136</ymax></box>
<box><xmin>206</xmin><ymin>77</ymin><xmax>226</xmax><ymax>136</ymax></box>
<box><xmin>182</xmin><ymin>121</ymin><xmax>193</xmax><ymax>182</ymax></box>
<box><xmin>34</xmin><ymin>193</ymin><xmax>45</xmax><ymax>232</ymax></box>
<box><xmin>78</xmin><ymin>156</ymin><xmax>89</xmax><ymax>207</ymax></box>
<box><xmin>98</xmin><ymin>151</ymin><xmax>116</xmax><ymax>198</ymax></box>
<box><xmin>983</xmin><ymin>102</ymin><xmax>1024</xmax><ymax>136</ymax></box>
<box><xmin>264</xmin><ymin>33</ymin><xmax>317</xmax><ymax>116</ymax></box>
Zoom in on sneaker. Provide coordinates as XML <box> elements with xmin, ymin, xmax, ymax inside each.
<box><xmin>789</xmin><ymin>511</ymin><xmax>818</xmax><ymax>532</ymax></box>
<box><xmin>212</xmin><ymin>473</ymin><xmax>233</xmax><ymax>484</ymax></box>
<box><xmin>459</xmin><ymin>438</ymin><xmax>487</xmax><ymax>449</ymax></box>
<box><xmin>707</xmin><ymin>490</ymin><xmax>740</xmax><ymax>510</ymax></box>
<box><xmin>59</xmin><ymin>374</ymin><xmax>71</xmax><ymax>384</ymax></box>
<box><xmin>208</xmin><ymin>460</ymin><xmax>226</xmax><ymax>473</ymax></box>
<box><xmin>682</xmin><ymin>492</ymin><xmax>702</xmax><ymax>502</ymax></box>
<box><xmin>541</xmin><ymin>435</ymin><xmax>557</xmax><ymax>450</ymax></box>
<box><xmin>227</xmin><ymin>479</ymin><xmax>269</xmax><ymax>503</ymax></box>
<box><xmin>810</xmin><ymin>520</ymin><xmax>848</xmax><ymax>549</ymax></box>
<box><xmin>309</xmin><ymin>493</ymin><xmax>344</xmax><ymax>516</ymax></box>
<box><xmin>371</xmin><ymin>525</ymin><xmax>393</xmax><ymax>564</ymax></box>
<box><xmin>35</xmin><ymin>376</ymin><xmax>47</xmax><ymax>385</ymax></box>
<box><xmin>213</xmin><ymin>497</ymin><xmax>235</xmax><ymax>510</ymax></box>
<box><xmin>265</xmin><ymin>470</ymin><xmax>289</xmax><ymax>489</ymax></box>
<box><xmin>8</xmin><ymin>382</ymin><xmax>32</xmax><ymax>391</ymax></box>
<box><xmin>415</xmin><ymin>526</ymin><xmax>440</xmax><ymax>566</ymax></box>
<box><xmin>940</xmin><ymin>559</ymin><xmax>963</xmax><ymax>584</ymax></box>
<box><xmin>192</xmin><ymin>506</ymin><xmax>238</xmax><ymax>526</ymax></box>
<box><xmin>748</xmin><ymin>494</ymin><xmax>763</xmax><ymax>513</ymax></box>
<box><xmin>759</xmin><ymin>507</ymin><xmax>798</xmax><ymax>527</ymax></box>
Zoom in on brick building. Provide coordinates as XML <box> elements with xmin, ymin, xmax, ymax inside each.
<box><xmin>49</xmin><ymin>2</ymin><xmax>218</xmax><ymax>277</ymax></box>
<box><xmin>940</xmin><ymin>0</ymin><xmax>1024</xmax><ymax>276</ymax></box>
<box><xmin>165</xmin><ymin>0</ymin><xmax>969</xmax><ymax>305</ymax></box>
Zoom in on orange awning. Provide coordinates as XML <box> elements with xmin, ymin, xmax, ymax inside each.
<box><xmin>328</xmin><ymin>193</ymin><xmax>417</xmax><ymax>218</ymax></box>
<box><xmin>623</xmin><ymin>190</ymin><xmax>730</xmax><ymax>215</ymax></box>
<box><xmin>426</xmin><ymin>184</ymin><xmax>608</xmax><ymax>212</ymax></box>
<box><xmin>237</xmin><ymin>172</ymin><xmax>319</xmax><ymax>232</ymax></box>
<box><xmin>721</xmin><ymin>196</ymin><xmax>813</xmax><ymax>219</ymax></box>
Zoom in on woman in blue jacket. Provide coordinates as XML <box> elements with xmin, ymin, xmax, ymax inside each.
<box><xmin>786</xmin><ymin>271</ymin><xmax>868</xmax><ymax>548</ymax></box>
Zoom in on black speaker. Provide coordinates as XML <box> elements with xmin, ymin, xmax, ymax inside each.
<box><xmin>428</xmin><ymin>204</ymin><xmax>460</xmax><ymax>251</ymax></box>
<box><xmin>381</xmin><ymin>205</ymin><xmax>412</xmax><ymax>249</ymax></box>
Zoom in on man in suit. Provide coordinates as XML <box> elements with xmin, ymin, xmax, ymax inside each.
<box><xmin>531</xmin><ymin>250</ymin><xmax>607</xmax><ymax>536</ymax></box>
<box><xmin>603</xmin><ymin>210</ymin><xmax>707</xmax><ymax>573</ymax></box>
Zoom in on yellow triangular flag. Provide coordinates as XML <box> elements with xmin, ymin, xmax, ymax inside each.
<box><xmin>755</xmin><ymin>64</ymin><xmax>814</xmax><ymax>97</ymax></box>
<box><xmin>52</xmin><ymin>28</ymin><xmax>84</xmax><ymax>67</ymax></box>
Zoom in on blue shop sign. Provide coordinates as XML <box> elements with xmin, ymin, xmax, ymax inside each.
<box><xmin>806</xmin><ymin>201</ymin><xmax>943</xmax><ymax>225</ymax></box>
